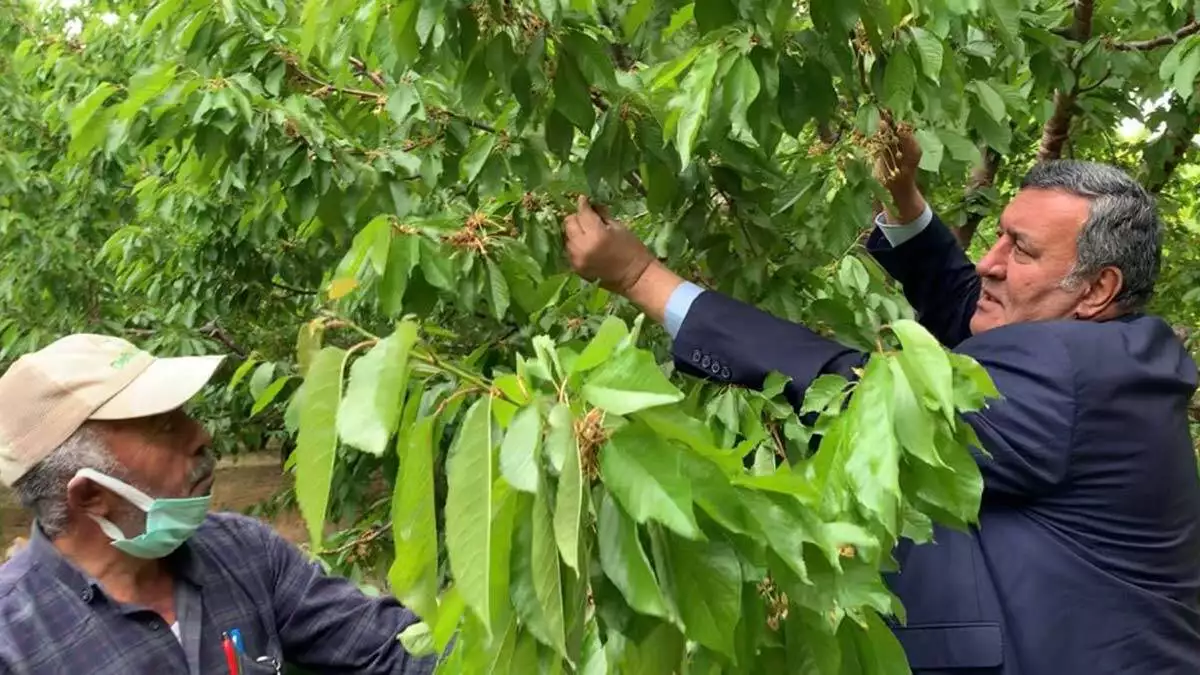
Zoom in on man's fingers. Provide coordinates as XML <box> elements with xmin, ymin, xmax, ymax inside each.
<box><xmin>577</xmin><ymin>194</ymin><xmax>594</xmax><ymax>216</ymax></box>
<box><xmin>564</xmin><ymin>214</ymin><xmax>584</xmax><ymax>238</ymax></box>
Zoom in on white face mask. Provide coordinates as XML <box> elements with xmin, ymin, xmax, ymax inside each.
<box><xmin>71</xmin><ymin>468</ymin><xmax>212</xmax><ymax>559</ymax></box>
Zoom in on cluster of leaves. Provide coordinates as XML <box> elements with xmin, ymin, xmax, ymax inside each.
<box><xmin>5</xmin><ymin>0</ymin><xmax>1200</xmax><ymax>670</ymax></box>
<box><xmin>289</xmin><ymin>314</ymin><xmax>995</xmax><ymax>673</ymax></box>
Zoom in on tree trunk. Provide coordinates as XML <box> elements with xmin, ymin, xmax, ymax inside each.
<box><xmin>1036</xmin><ymin>0</ymin><xmax>1095</xmax><ymax>161</ymax></box>
<box><xmin>1146</xmin><ymin>105</ymin><xmax>1200</xmax><ymax>193</ymax></box>
<box><xmin>952</xmin><ymin>147</ymin><xmax>1003</xmax><ymax>248</ymax></box>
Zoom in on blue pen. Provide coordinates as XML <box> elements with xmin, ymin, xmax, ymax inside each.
<box><xmin>228</xmin><ymin>628</ymin><xmax>245</xmax><ymax>653</ymax></box>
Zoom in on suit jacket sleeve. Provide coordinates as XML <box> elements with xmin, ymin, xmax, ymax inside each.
<box><xmin>866</xmin><ymin>211</ymin><xmax>981</xmax><ymax>348</ymax></box>
<box><xmin>674</xmin><ymin>292</ymin><xmax>1074</xmax><ymax>498</ymax></box>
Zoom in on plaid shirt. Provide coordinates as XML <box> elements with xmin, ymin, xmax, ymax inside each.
<box><xmin>0</xmin><ymin>512</ymin><xmax>437</xmax><ymax>675</ymax></box>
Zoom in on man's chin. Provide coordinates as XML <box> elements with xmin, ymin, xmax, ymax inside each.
<box><xmin>969</xmin><ymin>307</ymin><xmax>1003</xmax><ymax>335</ymax></box>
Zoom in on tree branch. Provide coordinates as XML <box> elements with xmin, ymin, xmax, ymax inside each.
<box><xmin>1145</xmin><ymin>100</ymin><xmax>1200</xmax><ymax>193</ymax></box>
<box><xmin>1108</xmin><ymin>20</ymin><xmax>1200</xmax><ymax>51</ymax></box>
<box><xmin>1036</xmin><ymin>0</ymin><xmax>1096</xmax><ymax>161</ymax></box>
<box><xmin>270</xmin><ymin>280</ymin><xmax>318</xmax><ymax>295</ymax></box>
<box><xmin>348</xmin><ymin>56</ymin><xmax>387</xmax><ymax>89</ymax></box>
<box><xmin>290</xmin><ymin>64</ymin><xmax>384</xmax><ymax>102</ymax></box>
<box><xmin>199</xmin><ymin>321</ymin><xmax>247</xmax><ymax>357</ymax></box>
<box><xmin>953</xmin><ymin>147</ymin><xmax>1003</xmax><ymax>248</ymax></box>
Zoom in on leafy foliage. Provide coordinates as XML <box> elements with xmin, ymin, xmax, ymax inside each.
<box><xmin>5</xmin><ymin>0</ymin><xmax>1200</xmax><ymax>671</ymax></box>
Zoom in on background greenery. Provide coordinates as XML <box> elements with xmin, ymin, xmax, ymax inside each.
<box><xmin>2</xmin><ymin>0</ymin><xmax>1199</xmax><ymax>672</ymax></box>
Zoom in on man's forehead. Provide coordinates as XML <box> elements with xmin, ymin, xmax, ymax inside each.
<box><xmin>1000</xmin><ymin>188</ymin><xmax>1091</xmax><ymax>241</ymax></box>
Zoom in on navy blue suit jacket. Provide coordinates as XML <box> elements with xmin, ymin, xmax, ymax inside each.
<box><xmin>671</xmin><ymin>213</ymin><xmax>1200</xmax><ymax>673</ymax></box>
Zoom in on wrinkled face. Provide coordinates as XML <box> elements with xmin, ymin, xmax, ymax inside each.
<box><xmin>82</xmin><ymin>409</ymin><xmax>215</xmax><ymax>535</ymax></box>
<box><xmin>970</xmin><ymin>188</ymin><xmax>1102</xmax><ymax>334</ymax></box>
<box><xmin>100</xmin><ymin>408</ymin><xmax>216</xmax><ymax>500</ymax></box>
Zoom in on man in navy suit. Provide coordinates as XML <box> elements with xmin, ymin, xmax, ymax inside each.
<box><xmin>562</xmin><ymin>129</ymin><xmax>1200</xmax><ymax>673</ymax></box>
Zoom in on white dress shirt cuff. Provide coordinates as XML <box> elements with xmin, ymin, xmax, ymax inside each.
<box><xmin>874</xmin><ymin>203</ymin><xmax>933</xmax><ymax>247</ymax></box>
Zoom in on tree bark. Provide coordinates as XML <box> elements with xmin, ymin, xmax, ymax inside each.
<box><xmin>1036</xmin><ymin>0</ymin><xmax>1095</xmax><ymax>161</ymax></box>
<box><xmin>952</xmin><ymin>147</ymin><xmax>1003</xmax><ymax>248</ymax></box>
<box><xmin>1146</xmin><ymin>107</ymin><xmax>1200</xmax><ymax>193</ymax></box>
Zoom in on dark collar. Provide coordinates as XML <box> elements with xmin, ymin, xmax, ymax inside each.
<box><xmin>24</xmin><ymin>520</ymin><xmax>205</xmax><ymax>605</ymax></box>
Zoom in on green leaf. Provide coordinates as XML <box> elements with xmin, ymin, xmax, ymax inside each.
<box><xmin>446</xmin><ymin>396</ymin><xmax>497</xmax><ymax>632</ymax></box>
<box><xmin>622</xmin><ymin>0</ymin><xmax>652</xmax><ymax>36</ymax></box>
<box><xmin>295</xmin><ymin>347</ymin><xmax>348</xmax><ymax>550</ymax></box>
<box><xmin>986</xmin><ymin>0</ymin><xmax>1023</xmax><ymax>58</ymax></box>
<box><xmin>251</xmin><ymin>377</ymin><xmax>291</xmax><ymax>416</ymax></box>
<box><xmin>801</xmin><ymin>374</ymin><xmax>849</xmax><ymax>415</ymax></box>
<box><xmin>486</xmin><ymin>258</ymin><xmax>511</xmax><ymax>321</ymax></box>
<box><xmin>419</xmin><ymin>238</ymin><xmax>456</xmax><ymax>290</ymax></box>
<box><xmin>545</xmin><ymin>110</ymin><xmax>576</xmax><ymax>161</ymax></box>
<box><xmin>297</xmin><ymin>321</ymin><xmax>325</xmax><ymax>378</ymax></box>
<box><xmin>117</xmin><ymin>64</ymin><xmax>176</xmax><ymax>121</ymax></box>
<box><xmin>937</xmin><ymin>129</ymin><xmax>983</xmax><ymax>166</ymax></box>
<box><xmin>891</xmin><ymin>319</ymin><xmax>955</xmax><ymax>418</ymax></box>
<box><xmin>564</xmin><ymin>31</ymin><xmax>618</xmax><ymax>91</ymax></box>
<box><xmin>845</xmin><ymin>358</ymin><xmax>902</xmax><ymax>535</ymax></box>
<box><xmin>138</xmin><ymin>0</ymin><xmax>186</xmax><ymax>36</ymax></box>
<box><xmin>670</xmin><ymin>47</ymin><xmax>721</xmax><ymax>167</ymax></box>
<box><xmin>249</xmin><ymin>362</ymin><xmax>276</xmax><ymax>400</ymax></box>
<box><xmin>337</xmin><ymin>322</ymin><xmax>419</xmax><ymax>456</ymax></box>
<box><xmin>659</xmin><ymin>530</ymin><xmax>742</xmax><ymax>656</ymax></box>
<box><xmin>598</xmin><ymin>422</ymin><xmax>700</xmax><ymax>539</ymax></box>
<box><xmin>533</xmin><ymin>478</ymin><xmax>568</xmax><ymax>657</ymax></box>
<box><xmin>226</xmin><ymin>358</ymin><xmax>258</xmax><ymax>395</ymax></box>
<box><xmin>381</xmin><ymin>235</ymin><xmax>420</xmax><ymax>317</ymax></box>
<box><xmin>544</xmin><ymin>402</ymin><xmax>573</xmax><ymax>473</ymax></box>
<box><xmin>724</xmin><ymin>55</ymin><xmax>761</xmax><ymax>145</ymax></box>
<box><xmin>461</xmin><ymin>134</ymin><xmax>497</xmax><ymax>183</ymax></box>
<box><xmin>909</xmin><ymin>27</ymin><xmax>943</xmax><ymax>83</ymax></box>
<box><xmin>500</xmin><ymin>404</ymin><xmax>543</xmax><ymax>493</ymax></box>
<box><xmin>882</xmin><ymin>50</ymin><xmax>916</xmax><ymax>114</ymax></box>
<box><xmin>387</xmin><ymin>82</ymin><xmax>420</xmax><ymax>125</ymax></box>
<box><xmin>914</xmin><ymin>128</ymin><xmax>944</xmax><ymax>172</ymax></box>
<box><xmin>553</xmin><ymin>420</ymin><xmax>585</xmax><ymax>572</ymax></box>
<box><xmin>572</xmin><ymin>316</ymin><xmax>629</xmax><ymax>374</ymax></box>
<box><xmin>389</xmin><ymin>416</ymin><xmax>440</xmax><ymax>623</ymax></box>
<box><xmin>398</xmin><ymin>622</ymin><xmax>436</xmax><ymax>656</ymax></box>
<box><xmin>970</xmin><ymin>80</ymin><xmax>1007</xmax><ymax>122</ymax></box>
<box><xmin>554</xmin><ymin>52</ymin><xmax>596</xmax><ymax>131</ymax></box>
<box><xmin>694</xmin><ymin>0</ymin><xmax>737</xmax><ymax>34</ymax></box>
<box><xmin>69</xmin><ymin>83</ymin><xmax>118</xmax><ymax>139</ymax></box>
<box><xmin>888</xmin><ymin>358</ymin><xmax>944</xmax><ymax>468</ymax></box>
<box><xmin>582</xmin><ymin>348</ymin><xmax>684</xmax><ymax>415</ymax></box>
<box><xmin>597</xmin><ymin>489</ymin><xmax>670</xmax><ymax>618</ymax></box>
<box><xmin>1177</xmin><ymin>48</ymin><xmax>1200</xmax><ymax>101</ymax></box>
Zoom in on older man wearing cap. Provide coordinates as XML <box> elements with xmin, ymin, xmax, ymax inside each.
<box><xmin>0</xmin><ymin>335</ymin><xmax>436</xmax><ymax>674</ymax></box>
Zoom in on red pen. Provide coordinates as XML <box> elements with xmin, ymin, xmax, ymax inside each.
<box><xmin>222</xmin><ymin>632</ymin><xmax>240</xmax><ymax>675</ymax></box>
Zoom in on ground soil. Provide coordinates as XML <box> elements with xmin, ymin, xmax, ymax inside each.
<box><xmin>0</xmin><ymin>452</ymin><xmax>305</xmax><ymax>558</ymax></box>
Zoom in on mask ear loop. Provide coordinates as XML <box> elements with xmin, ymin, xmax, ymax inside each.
<box><xmin>69</xmin><ymin>469</ymin><xmax>158</xmax><ymax>544</ymax></box>
<box><xmin>70</xmin><ymin>468</ymin><xmax>156</xmax><ymax>512</ymax></box>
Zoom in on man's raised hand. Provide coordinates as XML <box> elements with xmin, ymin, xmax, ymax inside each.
<box><xmin>563</xmin><ymin>196</ymin><xmax>656</xmax><ymax>295</ymax></box>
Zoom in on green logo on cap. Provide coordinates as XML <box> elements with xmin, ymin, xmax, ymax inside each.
<box><xmin>110</xmin><ymin>349</ymin><xmax>139</xmax><ymax>370</ymax></box>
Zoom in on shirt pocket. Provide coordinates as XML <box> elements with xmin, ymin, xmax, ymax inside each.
<box><xmin>892</xmin><ymin>622</ymin><xmax>1004</xmax><ymax>672</ymax></box>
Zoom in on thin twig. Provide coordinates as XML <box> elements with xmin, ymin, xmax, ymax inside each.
<box><xmin>348</xmin><ymin>56</ymin><xmax>387</xmax><ymax>89</ymax></box>
<box><xmin>1108</xmin><ymin>20</ymin><xmax>1200</xmax><ymax>51</ymax></box>
<box><xmin>292</xmin><ymin>66</ymin><xmax>383</xmax><ymax>102</ymax></box>
<box><xmin>326</xmin><ymin>521</ymin><xmax>391</xmax><ymax>555</ymax></box>
<box><xmin>1076</xmin><ymin>67</ymin><xmax>1113</xmax><ymax>93</ymax></box>
<box><xmin>270</xmin><ymin>280</ymin><xmax>318</xmax><ymax>295</ymax></box>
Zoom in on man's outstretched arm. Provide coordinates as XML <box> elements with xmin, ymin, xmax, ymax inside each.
<box><xmin>868</xmin><ymin>125</ymin><xmax>981</xmax><ymax>347</ymax></box>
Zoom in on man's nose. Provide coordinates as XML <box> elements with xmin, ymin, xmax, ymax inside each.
<box><xmin>976</xmin><ymin>241</ymin><xmax>1006</xmax><ymax>280</ymax></box>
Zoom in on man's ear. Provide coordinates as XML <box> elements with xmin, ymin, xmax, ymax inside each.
<box><xmin>66</xmin><ymin>476</ymin><xmax>111</xmax><ymax>518</ymax></box>
<box><xmin>1074</xmin><ymin>266</ymin><xmax>1123</xmax><ymax>319</ymax></box>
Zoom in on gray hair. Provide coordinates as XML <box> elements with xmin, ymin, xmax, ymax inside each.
<box><xmin>1020</xmin><ymin>160</ymin><xmax>1162</xmax><ymax>313</ymax></box>
<box><xmin>11</xmin><ymin>424</ymin><xmax>119</xmax><ymax>539</ymax></box>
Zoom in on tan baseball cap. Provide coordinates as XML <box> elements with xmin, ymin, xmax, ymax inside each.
<box><xmin>0</xmin><ymin>334</ymin><xmax>225</xmax><ymax>486</ymax></box>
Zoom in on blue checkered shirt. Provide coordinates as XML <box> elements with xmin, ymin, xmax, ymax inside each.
<box><xmin>0</xmin><ymin>512</ymin><xmax>437</xmax><ymax>674</ymax></box>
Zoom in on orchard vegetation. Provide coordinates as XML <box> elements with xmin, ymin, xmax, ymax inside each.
<box><xmin>2</xmin><ymin>0</ymin><xmax>1200</xmax><ymax>672</ymax></box>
